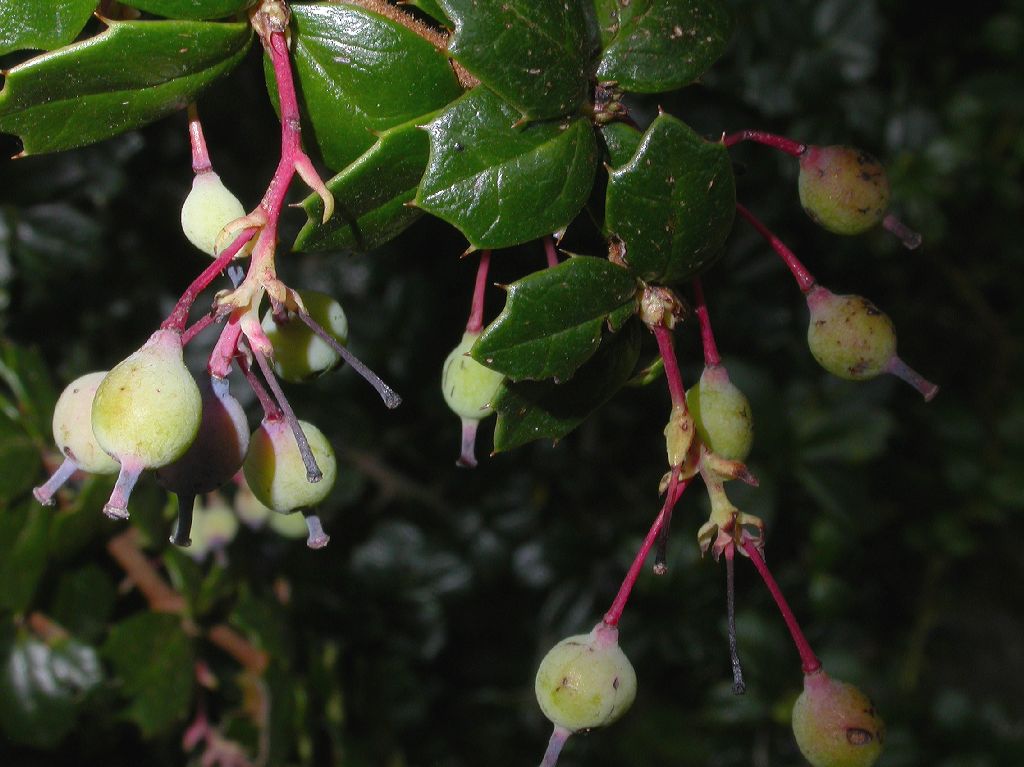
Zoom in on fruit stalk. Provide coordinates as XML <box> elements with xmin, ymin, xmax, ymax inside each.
<box><xmin>603</xmin><ymin>470</ymin><xmax>688</xmax><ymax>626</ymax></box>
<box><xmin>693</xmin><ymin>277</ymin><xmax>722</xmax><ymax>367</ymax></box>
<box><xmin>741</xmin><ymin>537</ymin><xmax>821</xmax><ymax>674</ymax></box>
<box><xmin>466</xmin><ymin>250</ymin><xmax>492</xmax><ymax>335</ymax></box>
<box><xmin>253</xmin><ymin>348</ymin><xmax>322</xmax><ymax>482</ymax></box>
<box><xmin>722</xmin><ymin>130</ymin><xmax>806</xmax><ymax>156</ymax></box>
<box><xmin>736</xmin><ymin>204</ymin><xmax>816</xmax><ymax>293</ymax></box>
<box><xmin>652</xmin><ymin>324</ymin><xmax>687</xmax><ymax>409</ymax></box>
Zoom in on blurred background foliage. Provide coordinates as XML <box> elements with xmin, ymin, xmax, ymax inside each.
<box><xmin>0</xmin><ymin>0</ymin><xmax>1022</xmax><ymax>764</ymax></box>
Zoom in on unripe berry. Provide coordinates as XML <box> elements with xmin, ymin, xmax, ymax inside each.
<box><xmin>181</xmin><ymin>495</ymin><xmax>239</xmax><ymax>563</ymax></box>
<box><xmin>261</xmin><ymin>291</ymin><xmax>349</xmax><ymax>382</ymax></box>
<box><xmin>798</xmin><ymin>146</ymin><xmax>890</xmax><ymax>236</ymax></box>
<box><xmin>52</xmin><ymin>371</ymin><xmax>120</xmax><ymax>475</ymax></box>
<box><xmin>243</xmin><ymin>418</ymin><xmax>337</xmax><ymax>514</ymax></box>
<box><xmin>805</xmin><ymin>287</ymin><xmax>942</xmax><ymax>402</ymax></box>
<box><xmin>180</xmin><ymin>171</ymin><xmax>246</xmax><ymax>257</ymax></box>
<box><xmin>442</xmin><ymin>331</ymin><xmax>504</xmax><ymax>467</ymax></box>
<box><xmin>92</xmin><ymin>329</ymin><xmax>202</xmax><ymax>518</ymax></box>
<box><xmin>534</xmin><ymin>621</ymin><xmax>637</xmax><ymax>733</ymax></box>
<box><xmin>686</xmin><ymin>365</ymin><xmax>754</xmax><ymax>462</ymax></box>
<box><xmin>33</xmin><ymin>371</ymin><xmax>119</xmax><ymax>506</ymax></box>
<box><xmin>234</xmin><ymin>482</ymin><xmax>272</xmax><ymax>529</ymax></box>
<box><xmin>791</xmin><ymin>671</ymin><xmax>885</xmax><ymax>767</ymax></box>
<box><xmin>157</xmin><ymin>376</ymin><xmax>248</xmax><ymax>497</ymax></box>
<box><xmin>267</xmin><ymin>508</ymin><xmax>309</xmax><ymax>539</ymax></box>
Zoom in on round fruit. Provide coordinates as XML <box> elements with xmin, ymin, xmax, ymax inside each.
<box><xmin>806</xmin><ymin>287</ymin><xmax>896</xmax><ymax>381</ymax></box>
<box><xmin>157</xmin><ymin>376</ymin><xmax>249</xmax><ymax>496</ymax></box>
<box><xmin>51</xmin><ymin>371</ymin><xmax>119</xmax><ymax>475</ymax></box>
<box><xmin>442</xmin><ymin>331</ymin><xmax>504</xmax><ymax>420</ymax></box>
<box><xmin>798</xmin><ymin>145</ymin><xmax>890</xmax><ymax>236</ymax></box>
<box><xmin>268</xmin><ymin>509</ymin><xmax>309</xmax><ymax>539</ymax></box>
<box><xmin>792</xmin><ymin>670</ymin><xmax>885</xmax><ymax>767</ymax></box>
<box><xmin>686</xmin><ymin>365</ymin><xmax>754</xmax><ymax>462</ymax></box>
<box><xmin>534</xmin><ymin>622</ymin><xmax>637</xmax><ymax>733</ymax></box>
<box><xmin>180</xmin><ymin>171</ymin><xmax>246</xmax><ymax>257</ymax></box>
<box><xmin>243</xmin><ymin>418</ymin><xmax>337</xmax><ymax>513</ymax></box>
<box><xmin>92</xmin><ymin>329</ymin><xmax>203</xmax><ymax>470</ymax></box>
<box><xmin>261</xmin><ymin>291</ymin><xmax>348</xmax><ymax>382</ymax></box>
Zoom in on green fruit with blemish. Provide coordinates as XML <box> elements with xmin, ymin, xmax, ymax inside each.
<box><xmin>792</xmin><ymin>670</ymin><xmax>885</xmax><ymax>767</ymax></box>
<box><xmin>798</xmin><ymin>145</ymin><xmax>890</xmax><ymax>235</ymax></box>
<box><xmin>534</xmin><ymin>622</ymin><xmax>637</xmax><ymax>733</ymax></box>
<box><xmin>686</xmin><ymin>365</ymin><xmax>754</xmax><ymax>461</ymax></box>
<box><xmin>442</xmin><ymin>331</ymin><xmax>504</xmax><ymax>420</ymax></box>
<box><xmin>243</xmin><ymin>418</ymin><xmax>337</xmax><ymax>513</ymax></box>
<box><xmin>806</xmin><ymin>287</ymin><xmax>896</xmax><ymax>381</ymax></box>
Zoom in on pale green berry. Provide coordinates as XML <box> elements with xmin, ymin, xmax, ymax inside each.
<box><xmin>180</xmin><ymin>171</ymin><xmax>246</xmax><ymax>257</ymax></box>
<box><xmin>686</xmin><ymin>365</ymin><xmax>754</xmax><ymax>462</ymax></box>
<box><xmin>798</xmin><ymin>146</ymin><xmax>890</xmax><ymax>236</ymax></box>
<box><xmin>52</xmin><ymin>371</ymin><xmax>120</xmax><ymax>475</ymax></box>
<box><xmin>534</xmin><ymin>622</ymin><xmax>637</xmax><ymax>733</ymax></box>
<box><xmin>243</xmin><ymin>418</ymin><xmax>336</xmax><ymax>513</ymax></box>
<box><xmin>792</xmin><ymin>671</ymin><xmax>885</xmax><ymax>767</ymax></box>
<box><xmin>234</xmin><ymin>483</ymin><xmax>272</xmax><ymax>529</ymax></box>
<box><xmin>157</xmin><ymin>376</ymin><xmax>248</xmax><ymax>497</ymax></box>
<box><xmin>806</xmin><ymin>287</ymin><xmax>896</xmax><ymax>381</ymax></box>
<box><xmin>92</xmin><ymin>330</ymin><xmax>202</xmax><ymax>468</ymax></box>
<box><xmin>267</xmin><ymin>509</ymin><xmax>309</xmax><ymax>539</ymax></box>
<box><xmin>183</xmin><ymin>496</ymin><xmax>240</xmax><ymax>562</ymax></box>
<box><xmin>261</xmin><ymin>291</ymin><xmax>348</xmax><ymax>383</ymax></box>
<box><xmin>92</xmin><ymin>329</ymin><xmax>202</xmax><ymax>519</ymax></box>
<box><xmin>442</xmin><ymin>331</ymin><xmax>504</xmax><ymax>420</ymax></box>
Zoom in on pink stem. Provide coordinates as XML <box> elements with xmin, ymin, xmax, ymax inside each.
<box><xmin>882</xmin><ymin>213</ymin><xmax>923</xmax><ymax>250</ymax></box>
<box><xmin>161</xmin><ymin>228</ymin><xmax>256</xmax><ymax>333</ymax></box>
<box><xmin>32</xmin><ymin>457</ymin><xmax>79</xmax><ymax>506</ymax></box>
<box><xmin>187</xmin><ymin>104</ymin><xmax>212</xmax><ymax>173</ymax></box>
<box><xmin>736</xmin><ymin>203</ymin><xmax>816</xmax><ymax>293</ymax></box>
<box><xmin>884</xmin><ymin>356</ymin><xmax>940</xmax><ymax>402</ymax></box>
<box><xmin>740</xmin><ymin>538</ymin><xmax>821</xmax><ymax>674</ymax></box>
<box><xmin>692</xmin><ymin>277</ymin><xmax>721</xmax><ymax>367</ymax></box>
<box><xmin>457</xmin><ymin>418</ymin><xmax>480</xmax><ymax>468</ymax></box>
<box><xmin>466</xmin><ymin>250</ymin><xmax>492</xmax><ymax>334</ymax></box>
<box><xmin>181</xmin><ymin>313</ymin><xmax>217</xmax><ymax>347</ymax></box>
<box><xmin>722</xmin><ymin>130</ymin><xmax>806</xmax><ymax>157</ymax></box>
<box><xmin>652</xmin><ymin>324</ymin><xmax>686</xmax><ymax>408</ymax></box>
<box><xmin>539</xmin><ymin>726</ymin><xmax>571</xmax><ymax>767</ymax></box>
<box><xmin>543</xmin><ymin>236</ymin><xmax>559</xmax><ymax>269</ymax></box>
<box><xmin>603</xmin><ymin>473</ymin><xmax>688</xmax><ymax>626</ymax></box>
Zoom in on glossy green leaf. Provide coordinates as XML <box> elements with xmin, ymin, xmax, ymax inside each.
<box><xmin>493</xmin><ymin>317</ymin><xmax>641</xmax><ymax>451</ymax></box>
<box><xmin>295</xmin><ymin>118</ymin><xmax>430</xmax><ymax>252</ymax></box>
<box><xmin>596</xmin><ymin>0</ymin><xmax>733</xmax><ymax>92</ymax></box>
<box><xmin>103</xmin><ymin>612</ymin><xmax>194</xmax><ymax>736</ymax></box>
<box><xmin>120</xmin><ymin>0</ymin><xmax>253</xmax><ymax>20</ymax></box>
<box><xmin>0</xmin><ymin>0</ymin><xmax>96</xmax><ymax>55</ymax></box>
<box><xmin>416</xmin><ymin>86</ymin><xmax>598</xmax><ymax>249</ymax></box>
<box><xmin>592</xmin><ymin>0</ymin><xmax>619</xmax><ymax>47</ymax></box>
<box><xmin>0</xmin><ymin>20</ymin><xmax>251</xmax><ymax>155</ymax></box>
<box><xmin>0</xmin><ymin>631</ymin><xmax>103</xmax><ymax>749</ymax></box>
<box><xmin>281</xmin><ymin>3</ymin><xmax>462</xmax><ymax>171</ymax></box>
<box><xmin>404</xmin><ymin>0</ymin><xmax>452</xmax><ymax>26</ymax></box>
<box><xmin>472</xmin><ymin>256</ymin><xmax>637</xmax><ymax>382</ymax></box>
<box><xmin>600</xmin><ymin>121</ymin><xmax>642</xmax><ymax>167</ymax></box>
<box><xmin>440</xmin><ymin>0</ymin><xmax>592</xmax><ymax>119</ymax></box>
<box><xmin>605</xmin><ymin>113</ymin><xmax>735</xmax><ymax>284</ymax></box>
<box><xmin>0</xmin><ymin>501</ymin><xmax>50</xmax><ymax>612</ymax></box>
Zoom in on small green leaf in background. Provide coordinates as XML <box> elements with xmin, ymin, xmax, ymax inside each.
<box><xmin>0</xmin><ymin>630</ymin><xmax>103</xmax><ymax>749</ymax></box>
<box><xmin>295</xmin><ymin>118</ymin><xmax>430</xmax><ymax>253</ymax></box>
<box><xmin>0</xmin><ymin>501</ymin><xmax>50</xmax><ymax>612</ymax></box>
<box><xmin>0</xmin><ymin>20</ymin><xmax>252</xmax><ymax>155</ymax></box>
<box><xmin>50</xmin><ymin>565</ymin><xmax>118</xmax><ymax>644</ymax></box>
<box><xmin>441</xmin><ymin>0</ymin><xmax>593</xmax><ymax>120</ymax></box>
<box><xmin>120</xmin><ymin>0</ymin><xmax>253</xmax><ymax>21</ymax></box>
<box><xmin>595</xmin><ymin>0</ymin><xmax>733</xmax><ymax>93</ymax></box>
<box><xmin>605</xmin><ymin>112</ymin><xmax>735</xmax><ymax>284</ymax></box>
<box><xmin>416</xmin><ymin>86</ymin><xmax>598</xmax><ymax>249</ymax></box>
<box><xmin>0</xmin><ymin>411</ymin><xmax>40</xmax><ymax>505</ymax></box>
<box><xmin>281</xmin><ymin>2</ymin><xmax>462</xmax><ymax>172</ymax></box>
<box><xmin>472</xmin><ymin>256</ymin><xmax>638</xmax><ymax>382</ymax></box>
<box><xmin>0</xmin><ymin>0</ymin><xmax>96</xmax><ymax>56</ymax></box>
<box><xmin>0</xmin><ymin>341</ymin><xmax>57</xmax><ymax>442</ymax></box>
<box><xmin>493</xmin><ymin>317</ymin><xmax>641</xmax><ymax>450</ymax></box>
<box><xmin>103</xmin><ymin>612</ymin><xmax>194</xmax><ymax>737</ymax></box>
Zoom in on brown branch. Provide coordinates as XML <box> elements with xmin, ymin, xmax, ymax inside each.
<box><xmin>208</xmin><ymin>624</ymin><xmax>269</xmax><ymax>675</ymax></box>
<box><xmin>107</xmin><ymin>529</ymin><xmax>186</xmax><ymax>614</ymax></box>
